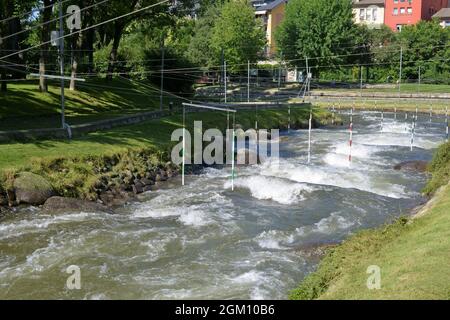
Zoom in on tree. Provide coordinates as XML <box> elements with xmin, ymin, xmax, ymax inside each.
<box><xmin>397</xmin><ymin>20</ymin><xmax>449</xmax><ymax>82</ymax></box>
<box><xmin>210</xmin><ymin>0</ymin><xmax>265</xmax><ymax>73</ymax></box>
<box><xmin>0</xmin><ymin>0</ymin><xmax>32</xmax><ymax>92</ymax></box>
<box><xmin>275</xmin><ymin>0</ymin><xmax>360</xmax><ymax>76</ymax></box>
<box><xmin>186</xmin><ymin>4</ymin><xmax>221</xmax><ymax>68</ymax></box>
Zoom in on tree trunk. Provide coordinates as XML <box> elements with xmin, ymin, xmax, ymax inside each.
<box><xmin>69</xmin><ymin>33</ymin><xmax>80</xmax><ymax>91</ymax></box>
<box><xmin>39</xmin><ymin>0</ymin><xmax>54</xmax><ymax>92</ymax></box>
<box><xmin>0</xmin><ymin>71</ymin><xmax>7</xmax><ymax>92</ymax></box>
<box><xmin>86</xmin><ymin>29</ymin><xmax>94</xmax><ymax>74</ymax></box>
<box><xmin>106</xmin><ymin>22</ymin><xmax>125</xmax><ymax>81</ymax></box>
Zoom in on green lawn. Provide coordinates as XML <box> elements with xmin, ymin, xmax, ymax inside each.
<box><xmin>317</xmin><ymin>83</ymin><xmax>450</xmax><ymax>94</ymax></box>
<box><xmin>0</xmin><ymin>106</ymin><xmax>325</xmax><ymax>171</ymax></box>
<box><xmin>290</xmin><ymin>142</ymin><xmax>450</xmax><ymax>300</ymax></box>
<box><xmin>0</xmin><ymin>78</ymin><xmax>180</xmax><ymax>130</ymax></box>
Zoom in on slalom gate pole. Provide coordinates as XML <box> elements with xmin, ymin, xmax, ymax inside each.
<box><xmin>349</xmin><ymin>108</ymin><xmax>354</xmax><ymax>166</ymax></box>
<box><xmin>288</xmin><ymin>105</ymin><xmax>291</xmax><ymax>132</ymax></box>
<box><xmin>231</xmin><ymin>113</ymin><xmax>236</xmax><ymax>191</ymax></box>
<box><xmin>332</xmin><ymin>104</ymin><xmax>335</xmax><ymax>125</ymax></box>
<box><xmin>182</xmin><ymin>105</ymin><xmax>186</xmax><ymax>186</ymax></box>
<box><xmin>308</xmin><ymin>109</ymin><xmax>312</xmax><ymax>164</ymax></box>
<box><xmin>410</xmin><ymin>114</ymin><xmax>416</xmax><ymax>152</ymax></box>
<box><xmin>255</xmin><ymin>104</ymin><xmax>258</xmax><ymax>130</ymax></box>
<box><xmin>405</xmin><ymin>112</ymin><xmax>408</xmax><ymax>132</ymax></box>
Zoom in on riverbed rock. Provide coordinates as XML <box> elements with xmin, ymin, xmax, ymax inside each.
<box><xmin>0</xmin><ymin>193</ymin><xmax>8</xmax><ymax>206</ymax></box>
<box><xmin>13</xmin><ymin>172</ymin><xmax>56</xmax><ymax>205</ymax></box>
<box><xmin>394</xmin><ymin>161</ymin><xmax>428</xmax><ymax>173</ymax></box>
<box><xmin>141</xmin><ymin>178</ymin><xmax>154</xmax><ymax>186</ymax></box>
<box><xmin>43</xmin><ymin>196</ymin><xmax>112</xmax><ymax>214</ymax></box>
<box><xmin>133</xmin><ymin>182</ymin><xmax>144</xmax><ymax>195</ymax></box>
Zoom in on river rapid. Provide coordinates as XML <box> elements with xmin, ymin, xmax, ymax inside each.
<box><xmin>0</xmin><ymin>110</ymin><xmax>445</xmax><ymax>299</ymax></box>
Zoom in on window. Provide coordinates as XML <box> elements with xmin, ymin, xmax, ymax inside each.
<box><xmin>407</xmin><ymin>7</ymin><xmax>412</xmax><ymax>14</ymax></box>
<box><xmin>373</xmin><ymin>8</ymin><xmax>378</xmax><ymax>21</ymax></box>
<box><xmin>360</xmin><ymin>9</ymin><xmax>365</xmax><ymax>20</ymax></box>
<box><xmin>400</xmin><ymin>7</ymin><xmax>405</xmax><ymax>14</ymax></box>
<box><xmin>396</xmin><ymin>24</ymin><xmax>403</xmax><ymax>31</ymax></box>
<box><xmin>393</xmin><ymin>8</ymin><xmax>398</xmax><ymax>15</ymax></box>
<box><xmin>394</xmin><ymin>0</ymin><xmax>398</xmax><ymax>3</ymax></box>
<box><xmin>366</xmin><ymin>9</ymin><xmax>372</xmax><ymax>21</ymax></box>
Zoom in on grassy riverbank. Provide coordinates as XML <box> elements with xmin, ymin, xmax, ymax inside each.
<box><xmin>0</xmin><ymin>78</ymin><xmax>175</xmax><ymax>131</ymax></box>
<box><xmin>0</xmin><ymin>105</ymin><xmax>332</xmax><ymax>200</ymax></box>
<box><xmin>290</xmin><ymin>142</ymin><xmax>450</xmax><ymax>300</ymax></box>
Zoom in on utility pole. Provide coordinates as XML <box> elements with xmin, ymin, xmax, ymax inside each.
<box><xmin>247</xmin><ymin>60</ymin><xmax>250</xmax><ymax>103</ymax></box>
<box><xmin>278</xmin><ymin>52</ymin><xmax>282</xmax><ymax>95</ymax></box>
<box><xmin>418</xmin><ymin>65</ymin><xmax>421</xmax><ymax>95</ymax></box>
<box><xmin>360</xmin><ymin>65</ymin><xmax>363</xmax><ymax>98</ymax></box>
<box><xmin>399</xmin><ymin>46</ymin><xmax>403</xmax><ymax>99</ymax></box>
<box><xmin>305</xmin><ymin>56</ymin><xmax>309</xmax><ymax>99</ymax></box>
<box><xmin>160</xmin><ymin>34</ymin><xmax>165</xmax><ymax>111</ymax></box>
<box><xmin>59</xmin><ymin>0</ymin><xmax>65</xmax><ymax>129</ymax></box>
<box><xmin>224</xmin><ymin>60</ymin><xmax>227</xmax><ymax>103</ymax></box>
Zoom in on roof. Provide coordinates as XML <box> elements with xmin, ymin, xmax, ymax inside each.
<box><xmin>352</xmin><ymin>0</ymin><xmax>385</xmax><ymax>8</ymax></box>
<box><xmin>433</xmin><ymin>8</ymin><xmax>450</xmax><ymax>19</ymax></box>
<box><xmin>255</xmin><ymin>0</ymin><xmax>287</xmax><ymax>12</ymax></box>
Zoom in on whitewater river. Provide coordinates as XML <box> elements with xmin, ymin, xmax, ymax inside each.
<box><xmin>0</xmin><ymin>110</ymin><xmax>446</xmax><ymax>299</ymax></box>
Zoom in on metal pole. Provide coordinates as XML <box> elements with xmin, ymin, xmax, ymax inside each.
<box><xmin>231</xmin><ymin>113</ymin><xmax>236</xmax><ymax>191</ymax></box>
<box><xmin>247</xmin><ymin>60</ymin><xmax>250</xmax><ymax>103</ymax></box>
<box><xmin>59</xmin><ymin>0</ymin><xmax>65</xmax><ymax>129</ymax></box>
<box><xmin>349</xmin><ymin>108</ymin><xmax>353</xmax><ymax>166</ymax></box>
<box><xmin>418</xmin><ymin>65</ymin><xmax>421</xmax><ymax>95</ymax></box>
<box><xmin>182</xmin><ymin>105</ymin><xmax>186</xmax><ymax>186</ymax></box>
<box><xmin>399</xmin><ymin>46</ymin><xmax>403</xmax><ymax>99</ymax></box>
<box><xmin>308</xmin><ymin>109</ymin><xmax>312</xmax><ymax>164</ymax></box>
<box><xmin>160</xmin><ymin>35</ymin><xmax>165</xmax><ymax>111</ymax></box>
<box><xmin>278</xmin><ymin>52</ymin><xmax>282</xmax><ymax>94</ymax></box>
<box><xmin>224</xmin><ymin>60</ymin><xmax>227</xmax><ymax>103</ymax></box>
<box><xmin>360</xmin><ymin>65</ymin><xmax>363</xmax><ymax>98</ymax></box>
<box><xmin>305</xmin><ymin>56</ymin><xmax>309</xmax><ymax>101</ymax></box>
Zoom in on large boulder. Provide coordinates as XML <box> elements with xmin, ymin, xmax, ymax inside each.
<box><xmin>14</xmin><ymin>172</ymin><xmax>55</xmax><ymax>205</ymax></box>
<box><xmin>394</xmin><ymin>161</ymin><xmax>428</xmax><ymax>173</ymax></box>
<box><xmin>43</xmin><ymin>196</ymin><xmax>112</xmax><ymax>214</ymax></box>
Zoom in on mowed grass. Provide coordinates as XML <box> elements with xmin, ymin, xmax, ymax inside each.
<box><xmin>291</xmin><ymin>186</ymin><xmax>450</xmax><ymax>300</ymax></box>
<box><xmin>291</xmin><ymin>142</ymin><xmax>450</xmax><ymax>300</ymax></box>
<box><xmin>316</xmin><ymin>83</ymin><xmax>450</xmax><ymax>94</ymax></box>
<box><xmin>0</xmin><ymin>78</ymin><xmax>173</xmax><ymax>130</ymax></box>
<box><xmin>0</xmin><ymin>106</ymin><xmax>324</xmax><ymax>171</ymax></box>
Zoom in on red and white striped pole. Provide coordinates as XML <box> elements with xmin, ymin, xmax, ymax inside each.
<box><xmin>308</xmin><ymin>109</ymin><xmax>312</xmax><ymax>164</ymax></box>
<box><xmin>349</xmin><ymin>107</ymin><xmax>354</xmax><ymax>165</ymax></box>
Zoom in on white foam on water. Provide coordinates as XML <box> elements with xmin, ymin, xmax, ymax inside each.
<box><xmin>255</xmin><ymin>230</ymin><xmax>295</xmax><ymax>250</ymax></box>
<box><xmin>314</xmin><ymin>212</ymin><xmax>358</xmax><ymax>234</ymax></box>
<box><xmin>260</xmin><ymin>159</ymin><xmax>410</xmax><ymax>199</ymax></box>
<box><xmin>226</xmin><ymin>175</ymin><xmax>315</xmax><ymax>205</ymax></box>
<box><xmin>0</xmin><ymin>212</ymin><xmax>108</xmax><ymax>240</ymax></box>
<box><xmin>231</xmin><ymin>270</ymin><xmax>265</xmax><ymax>284</ymax></box>
<box><xmin>178</xmin><ymin>209</ymin><xmax>212</xmax><ymax>227</ymax></box>
<box><xmin>361</xmin><ymin>132</ymin><xmax>439</xmax><ymax>150</ymax></box>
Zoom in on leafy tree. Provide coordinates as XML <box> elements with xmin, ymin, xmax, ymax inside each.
<box><xmin>210</xmin><ymin>0</ymin><xmax>265</xmax><ymax>73</ymax></box>
<box><xmin>275</xmin><ymin>0</ymin><xmax>360</xmax><ymax>76</ymax></box>
<box><xmin>397</xmin><ymin>20</ymin><xmax>450</xmax><ymax>82</ymax></box>
<box><xmin>186</xmin><ymin>3</ymin><xmax>221</xmax><ymax>68</ymax></box>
